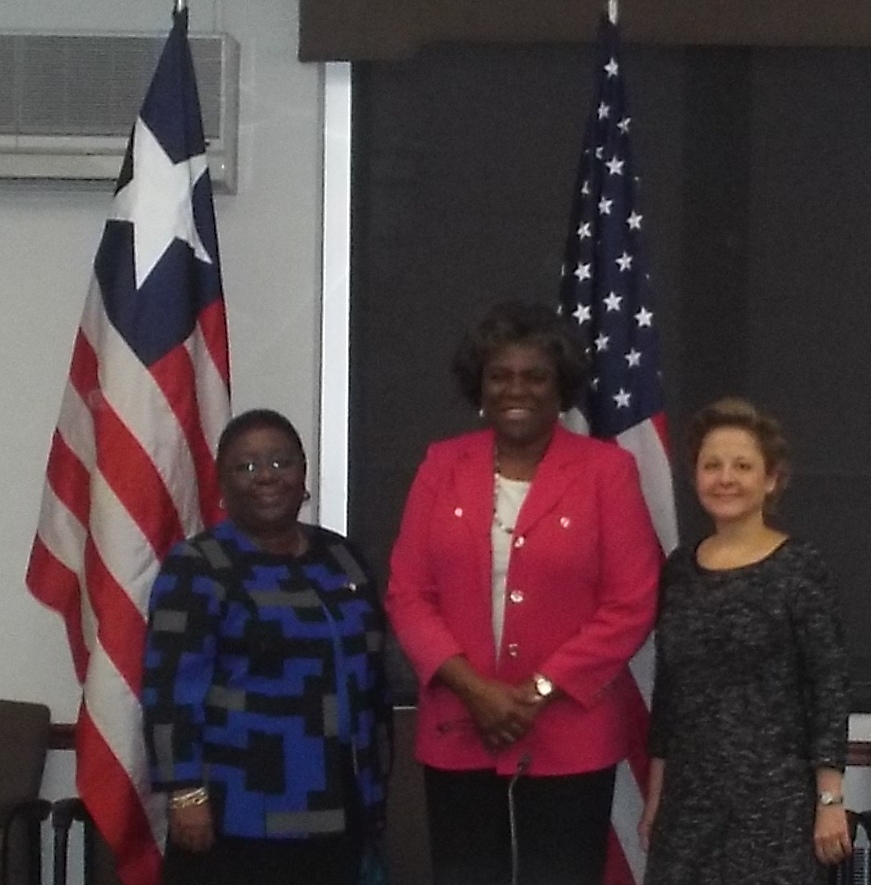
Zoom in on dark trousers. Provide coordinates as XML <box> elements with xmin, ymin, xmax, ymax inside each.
<box><xmin>163</xmin><ymin>832</ymin><xmax>364</xmax><ymax>885</ymax></box>
<box><xmin>425</xmin><ymin>765</ymin><xmax>616</xmax><ymax>885</ymax></box>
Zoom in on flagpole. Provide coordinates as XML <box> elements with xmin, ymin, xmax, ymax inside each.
<box><xmin>174</xmin><ymin>0</ymin><xmax>187</xmax><ymax>11</ymax></box>
<box><xmin>608</xmin><ymin>0</ymin><xmax>618</xmax><ymax>24</ymax></box>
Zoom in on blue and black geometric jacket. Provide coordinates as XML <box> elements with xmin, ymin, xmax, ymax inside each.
<box><xmin>142</xmin><ymin>519</ymin><xmax>392</xmax><ymax>840</ymax></box>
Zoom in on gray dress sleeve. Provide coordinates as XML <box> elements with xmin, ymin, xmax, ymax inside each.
<box><xmin>787</xmin><ymin>544</ymin><xmax>849</xmax><ymax>770</ymax></box>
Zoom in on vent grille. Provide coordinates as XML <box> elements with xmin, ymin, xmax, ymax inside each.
<box><xmin>0</xmin><ymin>34</ymin><xmax>224</xmax><ymax>138</ymax></box>
<box><xmin>0</xmin><ymin>32</ymin><xmax>239</xmax><ymax>192</ymax></box>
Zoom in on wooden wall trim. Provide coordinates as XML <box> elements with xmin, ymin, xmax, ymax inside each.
<box><xmin>49</xmin><ymin>720</ymin><xmax>871</xmax><ymax>767</ymax></box>
<box><xmin>50</xmin><ymin>722</ymin><xmax>76</xmax><ymax>750</ymax></box>
<box><xmin>849</xmin><ymin>742</ymin><xmax>871</xmax><ymax>767</ymax></box>
<box><xmin>300</xmin><ymin>0</ymin><xmax>871</xmax><ymax>61</ymax></box>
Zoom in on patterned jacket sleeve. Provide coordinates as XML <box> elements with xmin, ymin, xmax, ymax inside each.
<box><xmin>788</xmin><ymin>544</ymin><xmax>849</xmax><ymax>771</ymax></box>
<box><xmin>344</xmin><ymin>534</ymin><xmax>395</xmax><ymax>789</ymax></box>
<box><xmin>142</xmin><ymin>539</ymin><xmax>223</xmax><ymax>791</ymax></box>
<box><xmin>384</xmin><ymin>444</ymin><xmax>466</xmax><ymax>686</ymax></box>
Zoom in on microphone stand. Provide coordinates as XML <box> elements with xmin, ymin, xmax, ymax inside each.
<box><xmin>508</xmin><ymin>753</ymin><xmax>531</xmax><ymax>885</ymax></box>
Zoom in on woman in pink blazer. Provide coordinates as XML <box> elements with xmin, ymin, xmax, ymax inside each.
<box><xmin>385</xmin><ymin>301</ymin><xmax>661</xmax><ymax>885</ymax></box>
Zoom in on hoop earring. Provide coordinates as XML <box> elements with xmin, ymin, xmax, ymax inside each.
<box><xmin>478</xmin><ymin>408</ymin><xmax>485</xmax><ymax>419</ymax></box>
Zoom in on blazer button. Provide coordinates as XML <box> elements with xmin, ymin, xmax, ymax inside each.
<box><xmin>513</xmin><ymin>535</ymin><xmax>525</xmax><ymax>549</ymax></box>
<box><xmin>454</xmin><ymin>507</ymin><xmax>463</xmax><ymax>517</ymax></box>
<box><xmin>560</xmin><ymin>516</ymin><xmax>571</xmax><ymax>528</ymax></box>
<box><xmin>509</xmin><ymin>589</ymin><xmax>524</xmax><ymax>604</ymax></box>
<box><xmin>507</xmin><ymin>643</ymin><xmax>519</xmax><ymax>658</ymax></box>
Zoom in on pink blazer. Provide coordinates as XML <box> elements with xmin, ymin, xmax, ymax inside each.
<box><xmin>385</xmin><ymin>424</ymin><xmax>661</xmax><ymax>776</ymax></box>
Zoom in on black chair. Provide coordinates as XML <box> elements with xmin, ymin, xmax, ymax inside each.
<box><xmin>0</xmin><ymin>700</ymin><xmax>52</xmax><ymax>885</ymax></box>
<box><xmin>829</xmin><ymin>810</ymin><xmax>871</xmax><ymax>885</ymax></box>
<box><xmin>51</xmin><ymin>798</ymin><xmax>122</xmax><ymax>885</ymax></box>
<box><xmin>51</xmin><ymin>799</ymin><xmax>92</xmax><ymax>885</ymax></box>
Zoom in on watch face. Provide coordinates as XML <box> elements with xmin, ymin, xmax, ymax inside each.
<box><xmin>535</xmin><ymin>675</ymin><xmax>554</xmax><ymax>698</ymax></box>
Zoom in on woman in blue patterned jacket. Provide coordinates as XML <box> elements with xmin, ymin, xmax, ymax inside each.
<box><xmin>143</xmin><ymin>409</ymin><xmax>392</xmax><ymax>885</ymax></box>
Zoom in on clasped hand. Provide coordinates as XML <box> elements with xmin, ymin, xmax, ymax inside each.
<box><xmin>464</xmin><ymin>678</ymin><xmax>543</xmax><ymax>751</ymax></box>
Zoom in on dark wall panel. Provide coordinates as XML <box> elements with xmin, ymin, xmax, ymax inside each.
<box><xmin>349</xmin><ymin>44</ymin><xmax>871</xmax><ymax>708</ymax></box>
<box><xmin>301</xmin><ymin>0</ymin><xmax>871</xmax><ymax>61</ymax></box>
<box><xmin>745</xmin><ymin>48</ymin><xmax>871</xmax><ymax>693</ymax></box>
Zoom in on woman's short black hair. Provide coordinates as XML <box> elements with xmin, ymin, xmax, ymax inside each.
<box><xmin>216</xmin><ymin>409</ymin><xmax>305</xmax><ymax>468</ymax></box>
<box><xmin>452</xmin><ymin>301</ymin><xmax>588</xmax><ymax>411</ymax></box>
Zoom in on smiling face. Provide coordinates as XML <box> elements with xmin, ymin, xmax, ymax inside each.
<box><xmin>694</xmin><ymin>426</ymin><xmax>778</xmax><ymax>528</ymax></box>
<box><xmin>480</xmin><ymin>342</ymin><xmax>562</xmax><ymax>451</ymax></box>
<box><xmin>218</xmin><ymin>425</ymin><xmax>307</xmax><ymax>546</ymax></box>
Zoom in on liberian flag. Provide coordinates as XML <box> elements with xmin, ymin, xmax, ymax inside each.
<box><xmin>558</xmin><ymin>8</ymin><xmax>678</xmax><ymax>884</ymax></box>
<box><xmin>25</xmin><ymin>9</ymin><xmax>230</xmax><ymax>885</ymax></box>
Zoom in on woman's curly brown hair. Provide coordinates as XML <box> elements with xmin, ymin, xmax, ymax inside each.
<box><xmin>687</xmin><ymin>396</ymin><xmax>790</xmax><ymax>512</ymax></box>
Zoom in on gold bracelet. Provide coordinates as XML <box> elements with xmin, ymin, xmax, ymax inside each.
<box><xmin>168</xmin><ymin>787</ymin><xmax>209</xmax><ymax>810</ymax></box>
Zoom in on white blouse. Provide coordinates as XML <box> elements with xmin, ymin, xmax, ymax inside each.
<box><xmin>491</xmin><ymin>474</ymin><xmax>530</xmax><ymax>657</ymax></box>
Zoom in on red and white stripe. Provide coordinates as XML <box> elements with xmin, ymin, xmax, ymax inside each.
<box><xmin>27</xmin><ymin>275</ymin><xmax>229</xmax><ymax>885</ymax></box>
<box><xmin>566</xmin><ymin>410</ymin><xmax>677</xmax><ymax>885</ymax></box>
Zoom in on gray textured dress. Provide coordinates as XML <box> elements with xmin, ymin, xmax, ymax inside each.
<box><xmin>645</xmin><ymin>539</ymin><xmax>849</xmax><ymax>885</ymax></box>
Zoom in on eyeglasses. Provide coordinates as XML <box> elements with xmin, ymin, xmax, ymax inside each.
<box><xmin>230</xmin><ymin>456</ymin><xmax>301</xmax><ymax>476</ymax></box>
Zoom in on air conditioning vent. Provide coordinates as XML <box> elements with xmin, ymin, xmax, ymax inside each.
<box><xmin>0</xmin><ymin>31</ymin><xmax>240</xmax><ymax>193</ymax></box>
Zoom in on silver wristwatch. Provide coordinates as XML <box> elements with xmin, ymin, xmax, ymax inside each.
<box><xmin>817</xmin><ymin>790</ymin><xmax>844</xmax><ymax>807</ymax></box>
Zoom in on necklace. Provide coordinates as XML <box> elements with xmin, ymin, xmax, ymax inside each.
<box><xmin>493</xmin><ymin>452</ymin><xmax>532</xmax><ymax>536</ymax></box>
<box><xmin>492</xmin><ymin>468</ymin><xmax>516</xmax><ymax>535</ymax></box>
<box><xmin>493</xmin><ymin>450</ymin><xmax>535</xmax><ymax>535</ymax></box>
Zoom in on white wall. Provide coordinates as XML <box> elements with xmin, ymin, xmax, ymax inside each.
<box><xmin>0</xmin><ymin>0</ymin><xmax>325</xmax><ymax>803</ymax></box>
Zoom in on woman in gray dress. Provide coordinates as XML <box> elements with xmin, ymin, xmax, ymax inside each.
<box><xmin>640</xmin><ymin>397</ymin><xmax>851</xmax><ymax>885</ymax></box>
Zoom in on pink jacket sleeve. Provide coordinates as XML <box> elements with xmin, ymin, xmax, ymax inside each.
<box><xmin>537</xmin><ymin>449</ymin><xmax>660</xmax><ymax>708</ymax></box>
<box><xmin>384</xmin><ymin>446</ymin><xmax>465</xmax><ymax>686</ymax></box>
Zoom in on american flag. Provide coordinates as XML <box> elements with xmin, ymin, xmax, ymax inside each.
<box><xmin>25</xmin><ymin>10</ymin><xmax>230</xmax><ymax>885</ymax></box>
<box><xmin>558</xmin><ymin>11</ymin><xmax>678</xmax><ymax>885</ymax></box>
